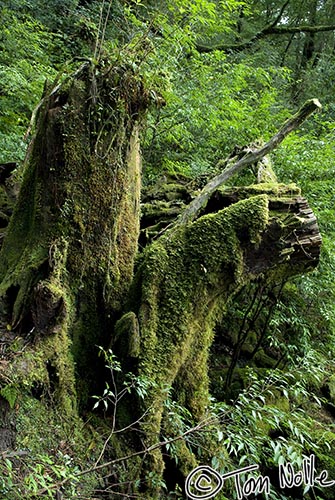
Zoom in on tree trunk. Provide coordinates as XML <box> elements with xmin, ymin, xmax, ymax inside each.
<box><xmin>301</xmin><ymin>0</ymin><xmax>318</xmax><ymax>70</ymax></box>
<box><xmin>0</xmin><ymin>59</ymin><xmax>149</xmax><ymax>452</ymax></box>
<box><xmin>122</xmin><ymin>182</ymin><xmax>321</xmax><ymax>496</ymax></box>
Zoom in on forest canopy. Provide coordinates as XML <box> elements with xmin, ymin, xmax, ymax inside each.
<box><xmin>0</xmin><ymin>1</ymin><xmax>335</xmax><ymax>499</ymax></box>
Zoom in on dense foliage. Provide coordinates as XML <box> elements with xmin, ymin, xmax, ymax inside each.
<box><xmin>1</xmin><ymin>0</ymin><xmax>335</xmax><ymax>498</ymax></box>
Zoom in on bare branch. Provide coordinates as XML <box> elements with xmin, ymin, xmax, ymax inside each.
<box><xmin>269</xmin><ymin>0</ymin><xmax>291</xmax><ymax>30</ymax></box>
<box><xmin>36</xmin><ymin>413</ymin><xmax>218</xmax><ymax>496</ymax></box>
<box><xmin>35</xmin><ymin>352</ymin><xmax>324</xmax><ymax>497</ymax></box>
<box><xmin>175</xmin><ymin>98</ymin><xmax>321</xmax><ymax>226</ymax></box>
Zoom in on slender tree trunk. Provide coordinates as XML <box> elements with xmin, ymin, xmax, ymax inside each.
<box><xmin>301</xmin><ymin>0</ymin><xmax>318</xmax><ymax>69</ymax></box>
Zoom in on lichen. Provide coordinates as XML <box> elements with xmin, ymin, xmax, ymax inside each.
<box><xmin>217</xmin><ymin>182</ymin><xmax>301</xmax><ymax>199</ymax></box>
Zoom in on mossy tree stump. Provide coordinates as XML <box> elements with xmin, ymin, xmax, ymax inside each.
<box><xmin>0</xmin><ymin>60</ymin><xmax>149</xmax><ymax>450</ymax></box>
<box><xmin>0</xmin><ymin>61</ymin><xmax>322</xmax><ymax>498</ymax></box>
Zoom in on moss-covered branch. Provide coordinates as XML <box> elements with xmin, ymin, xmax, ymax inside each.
<box><xmin>196</xmin><ymin>24</ymin><xmax>335</xmax><ymax>53</ymax></box>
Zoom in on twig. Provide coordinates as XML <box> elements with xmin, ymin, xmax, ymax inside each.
<box><xmin>35</xmin><ymin>355</ymin><xmax>323</xmax><ymax>497</ymax></box>
<box><xmin>94</xmin><ymin>0</ymin><xmax>106</xmax><ymax>62</ymax></box>
<box><xmin>35</xmin><ymin>414</ymin><xmax>218</xmax><ymax>496</ymax></box>
<box><xmin>97</xmin><ymin>0</ymin><xmax>113</xmax><ymax>61</ymax></box>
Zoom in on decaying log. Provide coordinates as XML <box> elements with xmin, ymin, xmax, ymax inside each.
<box><xmin>141</xmin><ymin>178</ymin><xmax>322</xmax><ymax>275</ymax></box>
<box><xmin>205</xmin><ymin>186</ymin><xmax>322</xmax><ymax>275</ymax></box>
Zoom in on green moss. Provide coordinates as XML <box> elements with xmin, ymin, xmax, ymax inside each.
<box><xmin>253</xmin><ymin>349</ymin><xmax>277</xmax><ymax>368</ymax></box>
<box><xmin>326</xmin><ymin>374</ymin><xmax>335</xmax><ymax>404</ymax></box>
<box><xmin>0</xmin><ymin>62</ymin><xmax>151</xmax><ymax>499</ymax></box>
<box><xmin>0</xmin><ymin>59</ymin><xmax>149</xmax><ymax>406</ymax></box>
<box><xmin>144</xmin><ymin>182</ymin><xmax>192</xmax><ymax>202</ymax></box>
<box><xmin>218</xmin><ymin>182</ymin><xmax>301</xmax><ymax>199</ymax></box>
<box><xmin>127</xmin><ymin>180</ymin><xmax>321</xmax><ymax>495</ymax></box>
<box><xmin>8</xmin><ymin>392</ymin><xmax>102</xmax><ymax>499</ymax></box>
<box><xmin>121</xmin><ymin>194</ymin><xmax>272</xmax><ymax>489</ymax></box>
<box><xmin>114</xmin><ymin>311</ymin><xmax>140</xmax><ymax>358</ymax></box>
<box><xmin>141</xmin><ymin>201</ymin><xmax>184</xmax><ymax>220</ymax></box>
<box><xmin>8</xmin><ymin>309</ymin><xmax>77</xmax><ymax>418</ymax></box>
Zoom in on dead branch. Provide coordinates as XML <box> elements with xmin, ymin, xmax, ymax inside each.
<box><xmin>176</xmin><ymin>98</ymin><xmax>321</xmax><ymax>226</ymax></box>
